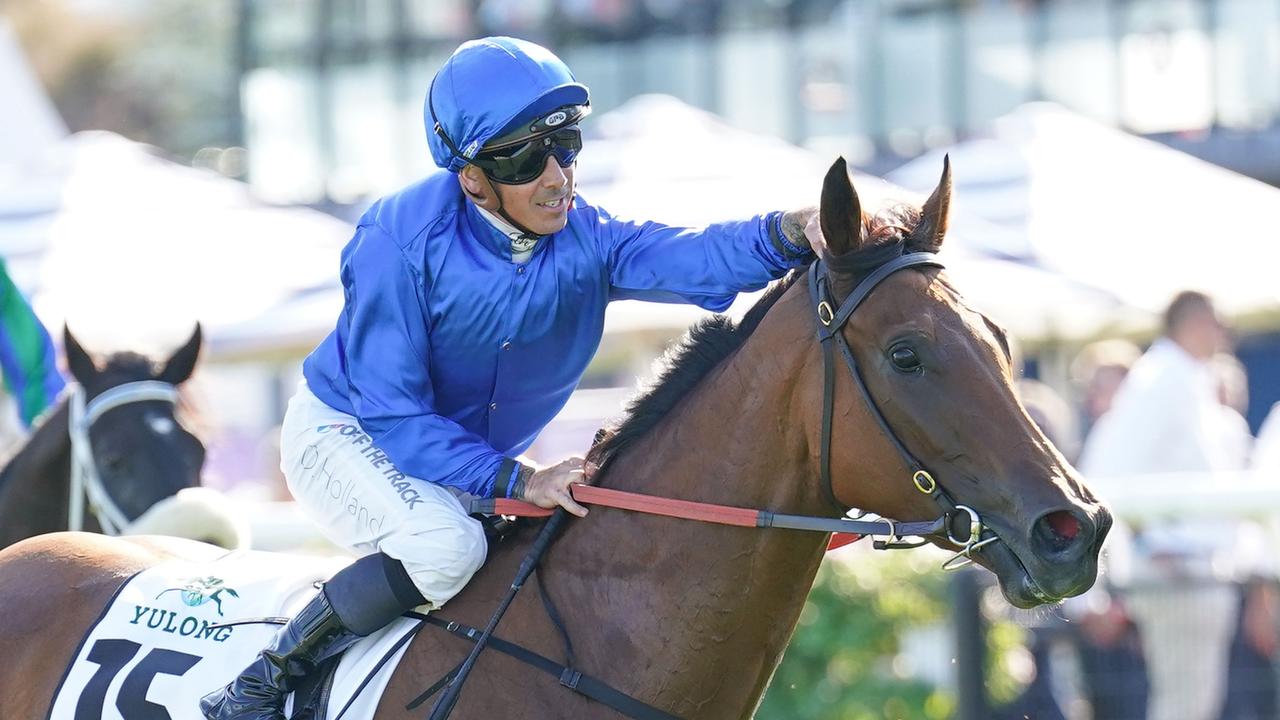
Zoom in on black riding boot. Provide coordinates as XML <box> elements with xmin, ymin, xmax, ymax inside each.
<box><xmin>200</xmin><ymin>552</ymin><xmax>426</xmax><ymax>720</ymax></box>
<box><xmin>199</xmin><ymin>589</ymin><xmax>357</xmax><ymax>719</ymax></box>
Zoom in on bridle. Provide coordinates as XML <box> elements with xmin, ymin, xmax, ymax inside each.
<box><xmin>67</xmin><ymin>380</ymin><xmax>181</xmax><ymax>534</ymax></box>
<box><xmin>808</xmin><ymin>249</ymin><xmax>998</xmax><ymax>570</ymax></box>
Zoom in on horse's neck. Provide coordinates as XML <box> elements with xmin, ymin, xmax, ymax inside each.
<box><xmin>549</xmin><ymin>290</ymin><xmax>833</xmax><ymax>717</ymax></box>
<box><xmin>0</xmin><ymin>399</ymin><xmax>74</xmax><ymax>544</ymax></box>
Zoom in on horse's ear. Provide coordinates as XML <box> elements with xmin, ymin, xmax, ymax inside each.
<box><xmin>818</xmin><ymin>157</ymin><xmax>864</xmax><ymax>258</ymax></box>
<box><xmin>64</xmin><ymin>325</ymin><xmax>96</xmax><ymax>384</ymax></box>
<box><xmin>157</xmin><ymin>323</ymin><xmax>202</xmax><ymax>385</ymax></box>
<box><xmin>911</xmin><ymin>155</ymin><xmax>952</xmax><ymax>252</ymax></box>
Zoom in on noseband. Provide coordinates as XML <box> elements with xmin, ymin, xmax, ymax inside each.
<box><xmin>68</xmin><ymin>380</ymin><xmax>181</xmax><ymax>534</ymax></box>
<box><xmin>808</xmin><ymin>250</ymin><xmax>998</xmax><ymax>569</ymax></box>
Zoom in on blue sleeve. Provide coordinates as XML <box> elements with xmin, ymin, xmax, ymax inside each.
<box><xmin>339</xmin><ymin>223</ymin><xmax>507</xmax><ymax>498</ymax></box>
<box><xmin>593</xmin><ymin>208</ymin><xmax>812</xmax><ymax>311</ymax></box>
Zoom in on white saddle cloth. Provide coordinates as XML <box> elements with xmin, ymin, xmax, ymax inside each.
<box><xmin>47</xmin><ymin>549</ymin><xmax>421</xmax><ymax>720</ymax></box>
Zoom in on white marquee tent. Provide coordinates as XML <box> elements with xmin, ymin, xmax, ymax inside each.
<box><xmin>888</xmin><ymin>103</ymin><xmax>1280</xmax><ymax>324</ymax></box>
<box><xmin>0</xmin><ymin>132</ymin><xmax>352</xmax><ymax>359</ymax></box>
<box><xmin>580</xmin><ymin>95</ymin><xmax>1144</xmax><ymax>342</ymax></box>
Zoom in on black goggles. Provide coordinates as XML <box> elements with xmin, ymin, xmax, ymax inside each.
<box><xmin>470</xmin><ymin>126</ymin><xmax>582</xmax><ymax>185</ymax></box>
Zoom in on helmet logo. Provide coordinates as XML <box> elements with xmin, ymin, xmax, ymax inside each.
<box><xmin>544</xmin><ymin>111</ymin><xmax>569</xmax><ymax>127</ymax></box>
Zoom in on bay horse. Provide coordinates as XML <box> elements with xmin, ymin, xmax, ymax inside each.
<box><xmin>0</xmin><ymin>324</ymin><xmax>211</xmax><ymax>547</ymax></box>
<box><xmin>0</xmin><ymin>158</ymin><xmax>1110</xmax><ymax>719</ymax></box>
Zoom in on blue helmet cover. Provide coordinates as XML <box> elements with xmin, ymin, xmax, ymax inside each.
<box><xmin>425</xmin><ymin>36</ymin><xmax>590</xmax><ymax>173</ymax></box>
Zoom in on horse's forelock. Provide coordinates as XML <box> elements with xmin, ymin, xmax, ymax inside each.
<box><xmin>99</xmin><ymin>353</ymin><xmax>159</xmax><ymax>380</ymax></box>
<box><xmin>822</xmin><ymin>206</ymin><xmax>924</xmax><ymax>282</ymax></box>
<box><xmin>870</xmin><ymin>203</ymin><xmax>926</xmax><ymax>252</ymax></box>
<box><xmin>72</xmin><ymin>354</ymin><xmax>159</xmax><ymax>399</ymax></box>
<box><xmin>88</xmin><ymin>352</ymin><xmax>207</xmax><ymax>438</ymax></box>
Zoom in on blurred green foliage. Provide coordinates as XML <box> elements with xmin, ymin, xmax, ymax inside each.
<box><xmin>757</xmin><ymin>549</ymin><xmax>954</xmax><ymax>720</ymax></box>
<box><xmin>757</xmin><ymin>548</ymin><xmax>1030</xmax><ymax>720</ymax></box>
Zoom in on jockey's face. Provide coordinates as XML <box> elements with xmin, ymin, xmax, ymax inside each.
<box><xmin>494</xmin><ymin>154</ymin><xmax>575</xmax><ymax>236</ymax></box>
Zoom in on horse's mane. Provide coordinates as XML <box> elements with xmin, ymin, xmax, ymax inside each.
<box><xmin>589</xmin><ymin>203</ymin><xmax>927</xmax><ymax>473</ymax></box>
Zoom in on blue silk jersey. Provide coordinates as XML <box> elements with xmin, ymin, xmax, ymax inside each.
<box><xmin>302</xmin><ymin>171</ymin><xmax>810</xmax><ymax>498</ymax></box>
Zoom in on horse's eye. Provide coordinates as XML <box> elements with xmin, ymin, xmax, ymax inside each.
<box><xmin>889</xmin><ymin>345</ymin><xmax>922</xmax><ymax>373</ymax></box>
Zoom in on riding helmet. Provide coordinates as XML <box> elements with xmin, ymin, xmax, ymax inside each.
<box><xmin>425</xmin><ymin>36</ymin><xmax>590</xmax><ymax>172</ymax></box>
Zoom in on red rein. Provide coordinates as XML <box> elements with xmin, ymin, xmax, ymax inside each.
<box><xmin>484</xmin><ymin>484</ymin><xmax>862</xmax><ymax>552</ymax></box>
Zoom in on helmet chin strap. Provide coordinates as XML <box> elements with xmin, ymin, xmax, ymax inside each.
<box><xmin>471</xmin><ymin>174</ymin><xmax>545</xmax><ymax>240</ymax></box>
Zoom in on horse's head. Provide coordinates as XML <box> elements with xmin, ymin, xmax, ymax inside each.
<box><xmin>810</xmin><ymin>157</ymin><xmax>1110</xmax><ymax>608</ymax></box>
<box><xmin>63</xmin><ymin>324</ymin><xmax>207</xmax><ymax>524</ymax></box>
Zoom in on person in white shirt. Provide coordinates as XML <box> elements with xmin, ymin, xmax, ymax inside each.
<box><xmin>1079</xmin><ymin>293</ymin><xmax>1237</xmax><ymax>476</ymax></box>
<box><xmin>1079</xmin><ymin>290</ymin><xmax>1253</xmax><ymax>720</ymax></box>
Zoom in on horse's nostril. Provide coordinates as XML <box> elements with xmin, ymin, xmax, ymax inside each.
<box><xmin>1047</xmin><ymin>511</ymin><xmax>1080</xmax><ymax>541</ymax></box>
<box><xmin>1034</xmin><ymin>510</ymin><xmax>1088</xmax><ymax>558</ymax></box>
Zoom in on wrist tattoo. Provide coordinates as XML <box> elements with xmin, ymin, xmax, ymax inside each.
<box><xmin>512</xmin><ymin>465</ymin><xmax>535</xmax><ymax>501</ymax></box>
<box><xmin>780</xmin><ymin>207</ymin><xmax>817</xmax><ymax>251</ymax></box>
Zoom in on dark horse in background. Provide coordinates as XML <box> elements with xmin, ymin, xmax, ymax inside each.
<box><xmin>0</xmin><ymin>324</ymin><xmax>225</xmax><ymax>547</ymax></box>
<box><xmin>0</xmin><ymin>159</ymin><xmax>1109</xmax><ymax>719</ymax></box>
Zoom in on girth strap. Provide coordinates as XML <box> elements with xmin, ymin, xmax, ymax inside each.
<box><xmin>411</xmin><ymin>614</ymin><xmax>681</xmax><ymax>720</ymax></box>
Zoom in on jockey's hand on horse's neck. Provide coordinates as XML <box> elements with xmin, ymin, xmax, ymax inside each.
<box><xmin>781</xmin><ymin>207</ymin><xmax>818</xmax><ymax>251</ymax></box>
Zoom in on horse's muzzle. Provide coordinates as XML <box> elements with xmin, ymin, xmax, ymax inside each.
<box><xmin>981</xmin><ymin>504</ymin><xmax>1112</xmax><ymax>608</ymax></box>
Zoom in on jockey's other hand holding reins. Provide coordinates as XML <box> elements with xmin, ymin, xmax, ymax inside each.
<box><xmin>516</xmin><ymin>456</ymin><xmax>591</xmax><ymax>518</ymax></box>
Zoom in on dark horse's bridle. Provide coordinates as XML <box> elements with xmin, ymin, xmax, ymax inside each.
<box><xmin>808</xmin><ymin>248</ymin><xmax>998</xmax><ymax>570</ymax></box>
<box><xmin>67</xmin><ymin>380</ymin><xmax>181</xmax><ymax>533</ymax></box>
<box><xmin>419</xmin><ymin>250</ymin><xmax>1008</xmax><ymax>720</ymax></box>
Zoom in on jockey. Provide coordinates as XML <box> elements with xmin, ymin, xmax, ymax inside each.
<box><xmin>202</xmin><ymin>35</ymin><xmax>816</xmax><ymax>719</ymax></box>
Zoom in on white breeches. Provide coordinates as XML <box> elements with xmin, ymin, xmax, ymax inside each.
<box><xmin>280</xmin><ymin>383</ymin><xmax>487</xmax><ymax>609</ymax></box>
